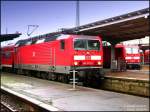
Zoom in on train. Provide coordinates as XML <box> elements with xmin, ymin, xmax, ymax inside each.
<box><xmin>1</xmin><ymin>33</ymin><xmax>104</xmax><ymax>83</ymax></box>
<box><xmin>103</xmin><ymin>44</ymin><xmax>141</xmax><ymax>69</ymax></box>
<box><xmin>1</xmin><ymin>45</ymin><xmax>15</xmax><ymax>69</ymax></box>
<box><xmin>1</xmin><ymin>33</ymin><xmax>143</xmax><ymax>85</ymax></box>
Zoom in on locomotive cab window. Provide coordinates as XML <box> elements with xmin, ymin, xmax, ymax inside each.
<box><xmin>125</xmin><ymin>48</ymin><xmax>132</xmax><ymax>54</ymax></box>
<box><xmin>87</xmin><ymin>40</ymin><xmax>100</xmax><ymax>50</ymax></box>
<box><xmin>60</xmin><ymin>40</ymin><xmax>65</xmax><ymax>50</ymax></box>
<box><xmin>74</xmin><ymin>39</ymin><xmax>100</xmax><ymax>50</ymax></box>
<box><xmin>126</xmin><ymin>48</ymin><xmax>139</xmax><ymax>54</ymax></box>
<box><xmin>132</xmin><ymin>48</ymin><xmax>139</xmax><ymax>54</ymax></box>
<box><xmin>74</xmin><ymin>39</ymin><xmax>86</xmax><ymax>50</ymax></box>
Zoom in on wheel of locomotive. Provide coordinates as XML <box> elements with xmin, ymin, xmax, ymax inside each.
<box><xmin>22</xmin><ymin>69</ymin><xmax>26</xmax><ymax>76</ymax></box>
<box><xmin>51</xmin><ymin>73</ymin><xmax>57</xmax><ymax>81</ymax></box>
<box><xmin>12</xmin><ymin>64</ymin><xmax>15</xmax><ymax>73</ymax></box>
<box><xmin>41</xmin><ymin>72</ymin><xmax>47</xmax><ymax>79</ymax></box>
<box><xmin>36</xmin><ymin>71</ymin><xmax>41</xmax><ymax>78</ymax></box>
<box><xmin>59</xmin><ymin>74</ymin><xmax>68</xmax><ymax>83</ymax></box>
<box><xmin>63</xmin><ymin>75</ymin><xmax>69</xmax><ymax>83</ymax></box>
<box><xmin>57</xmin><ymin>74</ymin><xmax>62</xmax><ymax>82</ymax></box>
<box><xmin>13</xmin><ymin>68</ymin><xmax>17</xmax><ymax>74</ymax></box>
<box><xmin>60</xmin><ymin>74</ymin><xmax>64</xmax><ymax>82</ymax></box>
<box><xmin>47</xmin><ymin>72</ymin><xmax>54</xmax><ymax>80</ymax></box>
<box><xmin>81</xmin><ymin>71</ymin><xmax>89</xmax><ymax>86</ymax></box>
<box><xmin>77</xmin><ymin>71</ymin><xmax>85</xmax><ymax>83</ymax></box>
<box><xmin>129</xmin><ymin>65</ymin><xmax>132</xmax><ymax>69</ymax></box>
<box><xmin>27</xmin><ymin>70</ymin><xmax>32</xmax><ymax>77</ymax></box>
<box><xmin>31</xmin><ymin>71</ymin><xmax>38</xmax><ymax>77</ymax></box>
<box><xmin>17</xmin><ymin>69</ymin><xmax>22</xmax><ymax>75</ymax></box>
<box><xmin>23</xmin><ymin>70</ymin><xmax>27</xmax><ymax>76</ymax></box>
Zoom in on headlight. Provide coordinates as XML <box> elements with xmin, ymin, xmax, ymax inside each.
<box><xmin>97</xmin><ymin>61</ymin><xmax>101</xmax><ymax>65</ymax></box>
<box><xmin>74</xmin><ymin>61</ymin><xmax>78</xmax><ymax>65</ymax></box>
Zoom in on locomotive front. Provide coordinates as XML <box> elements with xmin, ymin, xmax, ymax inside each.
<box><xmin>125</xmin><ymin>46</ymin><xmax>141</xmax><ymax>69</ymax></box>
<box><xmin>71</xmin><ymin>35</ymin><xmax>103</xmax><ymax>75</ymax></box>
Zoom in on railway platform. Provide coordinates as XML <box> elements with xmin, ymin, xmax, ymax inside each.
<box><xmin>1</xmin><ymin>72</ymin><xmax>149</xmax><ymax>111</ymax></box>
<box><xmin>104</xmin><ymin>69</ymin><xmax>149</xmax><ymax>80</ymax></box>
<box><xmin>102</xmin><ymin>68</ymin><xmax>149</xmax><ymax>97</ymax></box>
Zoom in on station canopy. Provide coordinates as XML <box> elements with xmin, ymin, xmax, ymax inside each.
<box><xmin>62</xmin><ymin>8</ymin><xmax>149</xmax><ymax>44</ymax></box>
<box><xmin>0</xmin><ymin>33</ymin><xmax>21</xmax><ymax>42</ymax></box>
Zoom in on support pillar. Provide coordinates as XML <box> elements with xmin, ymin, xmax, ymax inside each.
<box><xmin>0</xmin><ymin>42</ymin><xmax>2</xmax><ymax>73</ymax></box>
<box><xmin>142</xmin><ymin>49</ymin><xmax>145</xmax><ymax>65</ymax></box>
<box><xmin>110</xmin><ymin>43</ymin><xmax>117</xmax><ymax>70</ymax></box>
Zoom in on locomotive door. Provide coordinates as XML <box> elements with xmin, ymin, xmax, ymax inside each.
<box><xmin>14</xmin><ymin>47</ymin><xmax>17</xmax><ymax>68</ymax></box>
<box><xmin>18</xmin><ymin>48</ymin><xmax>21</xmax><ymax>69</ymax></box>
<box><xmin>50</xmin><ymin>48</ymin><xmax>56</xmax><ymax>71</ymax></box>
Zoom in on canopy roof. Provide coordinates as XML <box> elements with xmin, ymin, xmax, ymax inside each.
<box><xmin>63</xmin><ymin>8</ymin><xmax>149</xmax><ymax>44</ymax></box>
<box><xmin>0</xmin><ymin>33</ymin><xmax>21</xmax><ymax>42</ymax></box>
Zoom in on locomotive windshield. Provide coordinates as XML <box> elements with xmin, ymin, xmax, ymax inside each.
<box><xmin>74</xmin><ymin>39</ymin><xmax>100</xmax><ymax>50</ymax></box>
<box><xmin>125</xmin><ymin>47</ymin><xmax>139</xmax><ymax>54</ymax></box>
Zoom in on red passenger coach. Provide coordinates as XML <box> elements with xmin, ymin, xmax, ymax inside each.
<box><xmin>144</xmin><ymin>50</ymin><xmax>150</xmax><ymax>64</ymax></box>
<box><xmin>1</xmin><ymin>45</ymin><xmax>15</xmax><ymax>68</ymax></box>
<box><xmin>13</xmin><ymin>34</ymin><xmax>103</xmax><ymax>79</ymax></box>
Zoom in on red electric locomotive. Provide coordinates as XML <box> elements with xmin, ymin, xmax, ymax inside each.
<box><xmin>124</xmin><ymin>45</ymin><xmax>141</xmax><ymax>69</ymax></box>
<box><xmin>12</xmin><ymin>34</ymin><xmax>103</xmax><ymax>81</ymax></box>
<box><xmin>103</xmin><ymin>44</ymin><xmax>141</xmax><ymax>69</ymax></box>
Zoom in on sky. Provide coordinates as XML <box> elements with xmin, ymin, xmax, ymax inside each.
<box><xmin>1</xmin><ymin>1</ymin><xmax>149</xmax><ymax>46</ymax></box>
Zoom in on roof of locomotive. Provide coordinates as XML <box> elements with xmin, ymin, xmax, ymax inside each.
<box><xmin>1</xmin><ymin>45</ymin><xmax>15</xmax><ymax>49</ymax></box>
<box><xmin>14</xmin><ymin>33</ymin><xmax>100</xmax><ymax>47</ymax></box>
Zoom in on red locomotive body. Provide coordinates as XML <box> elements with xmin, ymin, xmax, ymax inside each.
<box><xmin>1</xmin><ymin>45</ymin><xmax>15</xmax><ymax>68</ymax></box>
<box><xmin>13</xmin><ymin>34</ymin><xmax>103</xmax><ymax>78</ymax></box>
<box><xmin>103</xmin><ymin>44</ymin><xmax>141</xmax><ymax>69</ymax></box>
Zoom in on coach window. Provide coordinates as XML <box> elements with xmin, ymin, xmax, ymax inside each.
<box><xmin>60</xmin><ymin>40</ymin><xmax>65</xmax><ymax>50</ymax></box>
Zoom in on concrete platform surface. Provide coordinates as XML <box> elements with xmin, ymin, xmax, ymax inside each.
<box><xmin>104</xmin><ymin>69</ymin><xmax>149</xmax><ymax>81</ymax></box>
<box><xmin>1</xmin><ymin>73</ymin><xmax>149</xmax><ymax>111</ymax></box>
<box><xmin>141</xmin><ymin>65</ymin><xmax>149</xmax><ymax>71</ymax></box>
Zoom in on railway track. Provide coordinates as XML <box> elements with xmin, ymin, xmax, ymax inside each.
<box><xmin>1</xmin><ymin>86</ymin><xmax>59</xmax><ymax>112</ymax></box>
<box><xmin>1</xmin><ymin>91</ymin><xmax>29</xmax><ymax>112</ymax></box>
<box><xmin>1</xmin><ymin>102</ymin><xmax>18</xmax><ymax>112</ymax></box>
